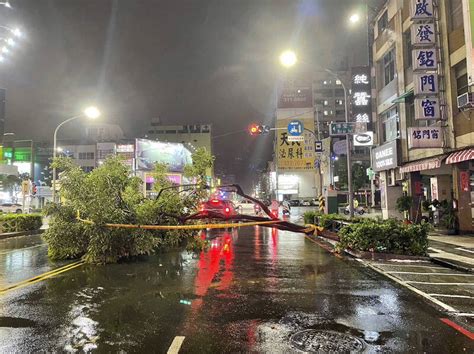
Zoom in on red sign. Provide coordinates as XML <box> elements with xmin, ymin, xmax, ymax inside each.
<box><xmin>414</xmin><ymin>181</ymin><xmax>423</xmax><ymax>195</ymax></box>
<box><xmin>277</xmin><ymin>80</ymin><xmax>313</xmax><ymax>108</ymax></box>
<box><xmin>460</xmin><ymin>171</ymin><xmax>470</xmax><ymax>192</ymax></box>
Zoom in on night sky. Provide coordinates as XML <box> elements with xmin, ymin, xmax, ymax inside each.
<box><xmin>1</xmin><ymin>0</ymin><xmax>370</xmax><ymax>190</ymax></box>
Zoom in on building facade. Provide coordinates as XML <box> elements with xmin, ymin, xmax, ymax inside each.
<box><xmin>371</xmin><ymin>0</ymin><xmax>474</xmax><ymax>232</ymax></box>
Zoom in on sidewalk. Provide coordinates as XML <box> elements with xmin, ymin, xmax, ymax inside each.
<box><xmin>428</xmin><ymin>233</ymin><xmax>474</xmax><ymax>272</ymax></box>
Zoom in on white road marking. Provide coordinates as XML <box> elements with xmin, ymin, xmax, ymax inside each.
<box><xmin>428</xmin><ymin>247</ymin><xmax>444</xmax><ymax>253</ymax></box>
<box><xmin>370</xmin><ymin>263</ymin><xmax>441</xmax><ymax>269</ymax></box>
<box><xmin>386</xmin><ymin>271</ymin><xmax>474</xmax><ymax>276</ymax></box>
<box><xmin>405</xmin><ymin>281</ymin><xmax>474</xmax><ymax>285</ymax></box>
<box><xmin>455</xmin><ymin>247</ymin><xmax>474</xmax><ymax>254</ymax></box>
<box><xmin>454</xmin><ymin>313</ymin><xmax>474</xmax><ymax>317</ymax></box>
<box><xmin>167</xmin><ymin>336</ymin><xmax>185</xmax><ymax>354</ymax></box>
<box><xmin>364</xmin><ymin>262</ymin><xmax>458</xmax><ymax>313</ymax></box>
<box><xmin>429</xmin><ymin>294</ymin><xmax>474</xmax><ymax>299</ymax></box>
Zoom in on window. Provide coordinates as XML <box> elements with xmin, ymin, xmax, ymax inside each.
<box><xmin>381</xmin><ymin>107</ymin><xmax>399</xmax><ymax>142</ymax></box>
<box><xmin>335</xmin><ymin>79</ymin><xmax>342</xmax><ymax>85</ymax></box>
<box><xmin>449</xmin><ymin>0</ymin><xmax>464</xmax><ymax>31</ymax></box>
<box><xmin>323</xmin><ymin>100</ymin><xmax>329</xmax><ymax>106</ymax></box>
<box><xmin>455</xmin><ymin>60</ymin><xmax>468</xmax><ymax>96</ymax></box>
<box><xmin>403</xmin><ymin>31</ymin><xmax>412</xmax><ymax>68</ymax></box>
<box><xmin>335</xmin><ymin>88</ymin><xmax>345</xmax><ymax>96</ymax></box>
<box><xmin>324</xmin><ymin>110</ymin><xmax>329</xmax><ymax>116</ymax></box>
<box><xmin>335</xmin><ymin>99</ymin><xmax>343</xmax><ymax>105</ymax></box>
<box><xmin>378</xmin><ymin>10</ymin><xmax>388</xmax><ymax>35</ymax></box>
<box><xmin>383</xmin><ymin>48</ymin><xmax>395</xmax><ymax>86</ymax></box>
<box><xmin>78</xmin><ymin>152</ymin><xmax>95</xmax><ymax>160</ymax></box>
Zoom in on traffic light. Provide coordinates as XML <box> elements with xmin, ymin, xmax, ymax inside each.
<box><xmin>248</xmin><ymin>124</ymin><xmax>271</xmax><ymax>135</ymax></box>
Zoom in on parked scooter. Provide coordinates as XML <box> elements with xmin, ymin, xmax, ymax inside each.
<box><xmin>343</xmin><ymin>205</ymin><xmax>365</xmax><ymax>215</ymax></box>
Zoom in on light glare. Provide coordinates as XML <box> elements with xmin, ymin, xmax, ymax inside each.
<box><xmin>349</xmin><ymin>13</ymin><xmax>361</xmax><ymax>24</ymax></box>
<box><xmin>84</xmin><ymin>106</ymin><xmax>101</xmax><ymax>119</ymax></box>
<box><xmin>279</xmin><ymin>50</ymin><xmax>297</xmax><ymax>68</ymax></box>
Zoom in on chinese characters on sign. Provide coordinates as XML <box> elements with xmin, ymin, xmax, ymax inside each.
<box><xmin>413</xmin><ymin>49</ymin><xmax>437</xmax><ymax>70</ymax></box>
<box><xmin>277</xmin><ymin>117</ymin><xmax>315</xmax><ymax>170</ymax></box>
<box><xmin>414</xmin><ymin>97</ymin><xmax>440</xmax><ymax>119</ymax></box>
<box><xmin>351</xmin><ymin>66</ymin><xmax>372</xmax><ymax>124</ymax></box>
<box><xmin>409</xmin><ymin>0</ymin><xmax>442</xmax><ymax>146</ymax></box>
<box><xmin>412</xmin><ymin>23</ymin><xmax>435</xmax><ymax>45</ymax></box>
<box><xmin>414</xmin><ymin>73</ymin><xmax>438</xmax><ymax>94</ymax></box>
<box><xmin>410</xmin><ymin>0</ymin><xmax>433</xmax><ymax>20</ymax></box>
<box><xmin>408</xmin><ymin>127</ymin><xmax>443</xmax><ymax>148</ymax></box>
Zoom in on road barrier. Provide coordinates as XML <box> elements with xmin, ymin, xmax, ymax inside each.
<box><xmin>318</xmin><ymin>195</ymin><xmax>325</xmax><ymax>213</ymax></box>
<box><xmin>76</xmin><ymin>211</ymin><xmax>321</xmax><ymax>235</ymax></box>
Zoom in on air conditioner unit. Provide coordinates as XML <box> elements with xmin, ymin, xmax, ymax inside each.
<box><xmin>457</xmin><ymin>92</ymin><xmax>474</xmax><ymax>109</ymax></box>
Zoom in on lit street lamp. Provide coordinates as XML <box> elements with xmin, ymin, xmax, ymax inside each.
<box><xmin>0</xmin><ymin>1</ymin><xmax>11</xmax><ymax>9</ymax></box>
<box><xmin>0</xmin><ymin>26</ymin><xmax>22</xmax><ymax>37</ymax></box>
<box><xmin>349</xmin><ymin>13</ymin><xmax>361</xmax><ymax>24</ymax></box>
<box><xmin>52</xmin><ymin>106</ymin><xmax>101</xmax><ymax>202</ymax></box>
<box><xmin>279</xmin><ymin>50</ymin><xmax>297</xmax><ymax>68</ymax></box>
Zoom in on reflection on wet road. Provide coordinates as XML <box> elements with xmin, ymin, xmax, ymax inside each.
<box><xmin>0</xmin><ymin>228</ymin><xmax>472</xmax><ymax>352</ymax></box>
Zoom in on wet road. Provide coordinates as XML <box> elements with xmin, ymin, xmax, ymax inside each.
<box><xmin>0</xmin><ymin>228</ymin><xmax>472</xmax><ymax>352</ymax></box>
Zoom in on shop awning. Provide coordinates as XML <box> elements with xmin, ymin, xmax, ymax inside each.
<box><xmin>400</xmin><ymin>156</ymin><xmax>445</xmax><ymax>174</ymax></box>
<box><xmin>446</xmin><ymin>148</ymin><xmax>474</xmax><ymax>164</ymax></box>
<box><xmin>392</xmin><ymin>89</ymin><xmax>414</xmax><ymax>103</ymax></box>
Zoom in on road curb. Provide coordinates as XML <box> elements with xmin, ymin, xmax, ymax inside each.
<box><xmin>430</xmin><ymin>257</ymin><xmax>473</xmax><ymax>273</ymax></box>
<box><xmin>0</xmin><ymin>229</ymin><xmax>44</xmax><ymax>240</ymax></box>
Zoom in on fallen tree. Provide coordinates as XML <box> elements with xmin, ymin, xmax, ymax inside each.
<box><xmin>44</xmin><ymin>149</ymin><xmax>214</xmax><ymax>264</ymax></box>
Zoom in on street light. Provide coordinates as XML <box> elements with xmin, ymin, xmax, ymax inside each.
<box><xmin>52</xmin><ymin>106</ymin><xmax>101</xmax><ymax>202</ymax></box>
<box><xmin>349</xmin><ymin>13</ymin><xmax>361</xmax><ymax>24</ymax></box>
<box><xmin>279</xmin><ymin>50</ymin><xmax>297</xmax><ymax>68</ymax></box>
<box><xmin>0</xmin><ymin>1</ymin><xmax>11</xmax><ymax>9</ymax></box>
<box><xmin>0</xmin><ymin>26</ymin><xmax>22</xmax><ymax>37</ymax></box>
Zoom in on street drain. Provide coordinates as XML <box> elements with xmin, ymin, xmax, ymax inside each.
<box><xmin>290</xmin><ymin>329</ymin><xmax>365</xmax><ymax>353</ymax></box>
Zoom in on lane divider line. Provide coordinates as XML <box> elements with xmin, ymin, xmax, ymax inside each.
<box><xmin>167</xmin><ymin>336</ymin><xmax>185</xmax><ymax>354</ymax></box>
<box><xmin>405</xmin><ymin>281</ymin><xmax>474</xmax><ymax>285</ymax></box>
<box><xmin>440</xmin><ymin>318</ymin><xmax>474</xmax><ymax>340</ymax></box>
<box><xmin>454</xmin><ymin>313</ymin><xmax>474</xmax><ymax>317</ymax></box>
<box><xmin>385</xmin><ymin>271</ymin><xmax>474</xmax><ymax>276</ymax></box>
<box><xmin>0</xmin><ymin>261</ymin><xmax>85</xmax><ymax>295</ymax></box>
<box><xmin>429</xmin><ymin>294</ymin><xmax>474</xmax><ymax>299</ymax></box>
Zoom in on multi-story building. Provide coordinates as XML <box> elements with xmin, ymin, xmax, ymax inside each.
<box><xmin>371</xmin><ymin>0</ymin><xmax>473</xmax><ymax>232</ymax></box>
<box><xmin>313</xmin><ymin>70</ymin><xmax>351</xmax><ymax>138</ymax></box>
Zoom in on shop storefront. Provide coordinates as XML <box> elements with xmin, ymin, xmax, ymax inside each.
<box><xmin>372</xmin><ymin>140</ymin><xmax>403</xmax><ymax>219</ymax></box>
<box><xmin>446</xmin><ymin>148</ymin><xmax>474</xmax><ymax>233</ymax></box>
<box><xmin>400</xmin><ymin>155</ymin><xmax>451</xmax><ymax>223</ymax></box>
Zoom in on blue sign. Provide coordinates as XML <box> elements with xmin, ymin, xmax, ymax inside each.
<box><xmin>288</xmin><ymin>120</ymin><xmax>304</xmax><ymax>136</ymax></box>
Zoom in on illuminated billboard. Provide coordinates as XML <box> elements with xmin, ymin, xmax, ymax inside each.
<box><xmin>135</xmin><ymin>139</ymin><xmax>192</xmax><ymax>172</ymax></box>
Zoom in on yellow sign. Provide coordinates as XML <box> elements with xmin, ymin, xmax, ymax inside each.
<box><xmin>276</xmin><ymin>117</ymin><xmax>315</xmax><ymax>170</ymax></box>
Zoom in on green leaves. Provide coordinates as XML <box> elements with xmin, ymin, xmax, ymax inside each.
<box><xmin>0</xmin><ymin>213</ymin><xmax>42</xmax><ymax>233</ymax></box>
<box><xmin>336</xmin><ymin>218</ymin><xmax>430</xmax><ymax>256</ymax></box>
<box><xmin>45</xmin><ymin>149</ymin><xmax>215</xmax><ymax>264</ymax></box>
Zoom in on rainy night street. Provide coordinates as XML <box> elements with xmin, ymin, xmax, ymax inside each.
<box><xmin>0</xmin><ymin>227</ymin><xmax>472</xmax><ymax>353</ymax></box>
